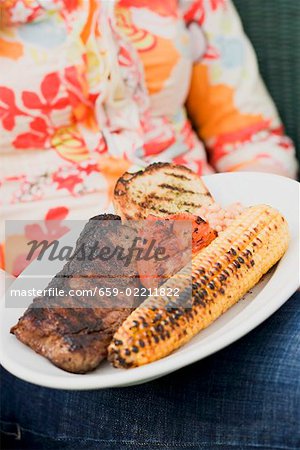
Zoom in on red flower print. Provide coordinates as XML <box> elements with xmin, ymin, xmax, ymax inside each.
<box><xmin>64</xmin><ymin>67</ymin><xmax>94</xmax><ymax>123</ymax></box>
<box><xmin>0</xmin><ymin>86</ymin><xmax>25</xmax><ymax>131</ymax></box>
<box><xmin>60</xmin><ymin>0</ymin><xmax>80</xmax><ymax>13</ymax></box>
<box><xmin>45</xmin><ymin>206</ymin><xmax>69</xmax><ymax>222</ymax></box>
<box><xmin>119</xmin><ymin>0</ymin><xmax>177</xmax><ymax>17</ymax></box>
<box><xmin>25</xmin><ymin>206</ymin><xmax>70</xmax><ymax>242</ymax></box>
<box><xmin>183</xmin><ymin>1</ymin><xmax>205</xmax><ymax>25</ymax></box>
<box><xmin>210</xmin><ymin>0</ymin><xmax>226</xmax><ymax>11</ymax></box>
<box><xmin>64</xmin><ymin>66</ymin><xmax>84</xmax><ymax>94</ymax></box>
<box><xmin>22</xmin><ymin>72</ymin><xmax>69</xmax><ymax>115</ymax></box>
<box><xmin>191</xmin><ymin>159</ymin><xmax>205</xmax><ymax>175</ymax></box>
<box><xmin>118</xmin><ymin>46</ymin><xmax>133</xmax><ymax>67</ymax></box>
<box><xmin>53</xmin><ymin>171</ymin><xmax>83</xmax><ymax>194</ymax></box>
<box><xmin>11</xmin><ymin>72</ymin><xmax>71</xmax><ymax>150</ymax></box>
<box><xmin>12</xmin><ymin>255</ymin><xmax>29</xmax><ymax>278</ymax></box>
<box><xmin>65</xmin><ymin>67</ymin><xmax>101</xmax><ymax>131</ymax></box>
<box><xmin>184</xmin><ymin>0</ymin><xmax>226</xmax><ymax>26</ymax></box>
<box><xmin>95</xmin><ymin>134</ymin><xmax>108</xmax><ymax>155</ymax></box>
<box><xmin>78</xmin><ymin>162</ymin><xmax>99</xmax><ymax>175</ymax></box>
<box><xmin>203</xmin><ymin>45</ymin><xmax>220</xmax><ymax>60</ymax></box>
<box><xmin>11</xmin><ymin>207</ymin><xmax>70</xmax><ymax>276</ymax></box>
<box><xmin>13</xmin><ymin>117</ymin><xmax>50</xmax><ymax>149</ymax></box>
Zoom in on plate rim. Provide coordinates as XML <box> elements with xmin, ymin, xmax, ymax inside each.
<box><xmin>1</xmin><ymin>172</ymin><xmax>299</xmax><ymax>389</ymax></box>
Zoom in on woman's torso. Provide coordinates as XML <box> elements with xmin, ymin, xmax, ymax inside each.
<box><xmin>0</xmin><ymin>0</ymin><xmax>212</xmax><ymax>273</ymax></box>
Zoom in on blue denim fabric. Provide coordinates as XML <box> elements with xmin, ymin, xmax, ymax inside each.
<box><xmin>1</xmin><ymin>292</ymin><xmax>299</xmax><ymax>450</ymax></box>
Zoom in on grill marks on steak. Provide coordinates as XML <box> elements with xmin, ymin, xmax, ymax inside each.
<box><xmin>11</xmin><ymin>214</ymin><xmax>140</xmax><ymax>373</ymax></box>
<box><xmin>12</xmin><ymin>306</ymin><xmax>134</xmax><ymax>373</ymax></box>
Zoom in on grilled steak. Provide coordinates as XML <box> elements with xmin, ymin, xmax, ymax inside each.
<box><xmin>11</xmin><ymin>214</ymin><xmax>140</xmax><ymax>373</ymax></box>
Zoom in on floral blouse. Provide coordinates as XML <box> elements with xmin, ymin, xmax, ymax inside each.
<box><xmin>0</xmin><ymin>0</ymin><xmax>298</xmax><ymax>275</ymax></box>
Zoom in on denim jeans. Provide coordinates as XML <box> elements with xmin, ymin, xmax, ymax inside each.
<box><xmin>1</xmin><ymin>291</ymin><xmax>299</xmax><ymax>450</ymax></box>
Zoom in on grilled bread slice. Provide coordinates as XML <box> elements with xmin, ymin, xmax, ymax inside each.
<box><xmin>113</xmin><ymin>163</ymin><xmax>214</xmax><ymax>220</ymax></box>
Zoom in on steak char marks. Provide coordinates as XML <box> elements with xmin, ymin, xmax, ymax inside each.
<box><xmin>11</xmin><ymin>214</ymin><xmax>140</xmax><ymax>373</ymax></box>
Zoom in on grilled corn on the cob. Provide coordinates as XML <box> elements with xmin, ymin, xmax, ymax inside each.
<box><xmin>108</xmin><ymin>205</ymin><xmax>290</xmax><ymax>368</ymax></box>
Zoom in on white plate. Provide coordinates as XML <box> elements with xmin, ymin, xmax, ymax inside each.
<box><xmin>1</xmin><ymin>172</ymin><xmax>299</xmax><ymax>389</ymax></box>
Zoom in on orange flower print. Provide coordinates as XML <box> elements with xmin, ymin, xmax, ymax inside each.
<box><xmin>97</xmin><ymin>155</ymin><xmax>131</xmax><ymax>205</ymax></box>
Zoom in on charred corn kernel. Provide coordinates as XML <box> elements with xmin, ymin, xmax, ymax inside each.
<box><xmin>108</xmin><ymin>205</ymin><xmax>290</xmax><ymax>368</ymax></box>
